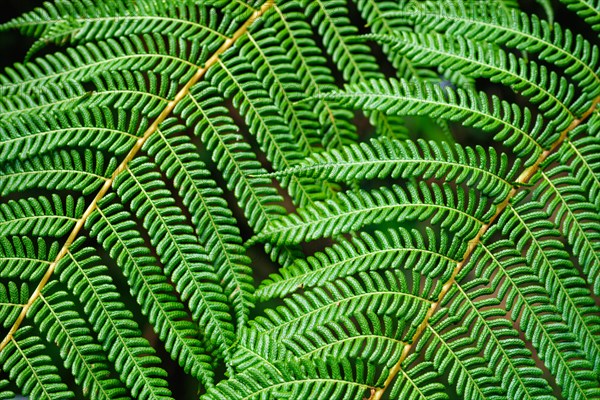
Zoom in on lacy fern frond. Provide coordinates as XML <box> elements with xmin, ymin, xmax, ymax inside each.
<box><xmin>0</xmin><ymin>1</ymin><xmax>599</xmax><ymax>399</ymax></box>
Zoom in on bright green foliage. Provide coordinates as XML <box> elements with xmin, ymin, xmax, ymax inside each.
<box><xmin>0</xmin><ymin>1</ymin><xmax>599</xmax><ymax>400</ymax></box>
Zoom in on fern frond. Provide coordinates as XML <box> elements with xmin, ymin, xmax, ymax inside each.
<box><xmin>534</xmin><ymin>167</ymin><xmax>600</xmax><ymax>293</ymax></box>
<box><xmin>496</xmin><ymin>197</ymin><xmax>600</xmax><ymax>376</ymax></box>
<box><xmin>390</xmin><ymin>3</ymin><xmax>600</xmax><ymax>97</ymax></box>
<box><xmin>253</xmin><ymin>183</ymin><xmax>492</xmax><ymax>246</ymax></box>
<box><xmin>176</xmin><ymin>82</ymin><xmax>286</xmax><ymax>232</ymax></box>
<box><xmin>0</xmin><ymin>82</ymin><xmax>87</xmax><ymax>121</ymax></box>
<box><xmin>2</xmin><ymin>1</ymin><xmax>240</xmax><ymax>59</ymax></box>
<box><xmin>0</xmin><ymin>36</ymin><xmax>198</xmax><ymax>97</ymax></box>
<box><xmin>0</xmin><ymin>195</ymin><xmax>84</xmax><ymax>238</ymax></box>
<box><xmin>388</xmin><ymin>361</ymin><xmax>448</xmax><ymax>400</ymax></box>
<box><xmin>209</xmin><ymin>55</ymin><xmax>325</xmax><ymax>207</ymax></box>
<box><xmin>0</xmin><ymin>237</ymin><xmax>58</xmax><ymax>281</ymax></box>
<box><xmin>301</xmin><ymin>0</ymin><xmax>406</xmax><ymax>140</ymax></box>
<box><xmin>0</xmin><ymin>327</ymin><xmax>74</xmax><ymax>400</ymax></box>
<box><xmin>114</xmin><ymin>158</ymin><xmax>235</xmax><ymax>356</ymax></box>
<box><xmin>322</xmin><ymin>79</ymin><xmax>547</xmax><ymax>165</ymax></box>
<box><xmin>1</xmin><ymin>0</ymin><xmax>599</xmax><ymax>398</ymax></box>
<box><xmin>59</xmin><ymin>240</ymin><xmax>216</xmax><ymax>392</ymax></box>
<box><xmin>252</xmin><ymin>271</ymin><xmax>434</xmax><ymax>343</ymax></box>
<box><xmin>407</xmin><ymin>324</ymin><xmax>505</xmax><ymax>400</ymax></box>
<box><xmin>271</xmin><ymin>1</ymin><xmax>358</xmax><ymax>148</ymax></box>
<box><xmin>241</xmin><ymin>26</ymin><xmax>322</xmax><ymax>153</ymax></box>
<box><xmin>203</xmin><ymin>357</ymin><xmax>374</xmax><ymax>400</ymax></box>
<box><xmin>373</xmin><ymin>32</ymin><xmax>584</xmax><ymax>124</ymax></box>
<box><xmin>455</xmin><ymin>249</ymin><xmax>598</xmax><ymax>399</ymax></box>
<box><xmin>403</xmin><ymin>282</ymin><xmax>557</xmax><ymax>400</ymax></box>
<box><xmin>558</xmin><ymin>0</ymin><xmax>600</xmax><ymax>33</ymax></box>
<box><xmin>269</xmin><ymin>138</ymin><xmax>518</xmax><ymax>201</ymax></box>
<box><xmin>0</xmin><ymin>110</ymin><xmax>138</xmax><ymax>163</ymax></box>
<box><xmin>564</xmin><ymin>113</ymin><xmax>600</xmax><ymax>204</ymax></box>
<box><xmin>144</xmin><ymin>121</ymin><xmax>254</xmax><ymax>330</ymax></box>
<box><xmin>31</xmin><ymin>283</ymin><xmax>132</xmax><ymax>400</ymax></box>
<box><xmin>87</xmin><ymin>196</ymin><xmax>217</xmax><ymax>384</ymax></box>
<box><xmin>302</xmin><ymin>0</ymin><xmax>378</xmax><ymax>82</ymax></box>
<box><xmin>0</xmin><ymin>149</ymin><xmax>114</xmax><ymax>197</ymax></box>
<box><xmin>0</xmin><ymin>282</ymin><xmax>29</xmax><ymax>331</ymax></box>
<box><xmin>287</xmin><ymin>311</ymin><xmax>406</xmax><ymax>368</ymax></box>
<box><xmin>257</xmin><ymin>227</ymin><xmax>462</xmax><ymax>300</ymax></box>
<box><xmin>351</xmin><ymin>0</ymin><xmax>411</xmax><ymax>75</ymax></box>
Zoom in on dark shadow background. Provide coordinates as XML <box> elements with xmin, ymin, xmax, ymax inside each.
<box><xmin>1</xmin><ymin>1</ymin><xmax>40</xmax><ymax>64</ymax></box>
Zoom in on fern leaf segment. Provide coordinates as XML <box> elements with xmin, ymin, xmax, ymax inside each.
<box><xmin>390</xmin><ymin>3</ymin><xmax>600</xmax><ymax>97</ymax></box>
<box><xmin>32</xmin><ymin>286</ymin><xmax>131</xmax><ymax>400</ymax></box>
<box><xmin>323</xmin><ymin>79</ymin><xmax>547</xmax><ymax>166</ymax></box>
<box><xmin>87</xmin><ymin>199</ymin><xmax>215</xmax><ymax>385</ymax></box>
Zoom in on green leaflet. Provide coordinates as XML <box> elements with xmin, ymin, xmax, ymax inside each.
<box><xmin>267</xmin><ymin>137</ymin><xmax>519</xmax><ymax>201</ymax></box>
<box><xmin>0</xmin><ymin>0</ymin><xmax>599</xmax><ymax>399</ymax></box>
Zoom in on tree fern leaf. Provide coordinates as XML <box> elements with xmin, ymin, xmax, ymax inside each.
<box><xmin>0</xmin><ymin>327</ymin><xmax>74</xmax><ymax>400</ymax></box>
<box><xmin>286</xmin><ymin>312</ymin><xmax>405</xmax><ymax>368</ymax></box>
<box><xmin>0</xmin><ymin>1</ymin><xmax>599</xmax><ymax>398</ymax></box>
<box><xmin>322</xmin><ymin>79</ymin><xmax>547</xmax><ymax>166</ymax></box>
<box><xmin>113</xmin><ymin>158</ymin><xmax>235</xmax><ymax>356</ymax></box>
<box><xmin>0</xmin><ymin>82</ymin><xmax>88</xmax><ymax>121</ymax></box>
<box><xmin>178</xmin><ymin>54</ymin><xmax>307</xmax><ymax>270</ymax></box>
<box><xmin>475</xmin><ymin>233</ymin><xmax>600</xmax><ymax>378</ymax></box>
<box><xmin>230</xmin><ymin>330</ymin><xmax>288</xmax><ymax>376</ymax></box>
<box><xmin>87</xmin><ymin>196</ymin><xmax>217</xmax><ymax>385</ymax></box>
<box><xmin>269</xmin><ymin>137</ymin><xmax>518</xmax><ymax>201</ymax></box>
<box><xmin>4</xmin><ymin>1</ymin><xmax>239</xmax><ymax>59</ymax></box>
<box><xmin>0</xmin><ymin>195</ymin><xmax>84</xmax><ymax>238</ymax></box>
<box><xmin>253</xmin><ymin>271</ymin><xmax>434</xmax><ymax>344</ymax></box>
<box><xmin>210</xmin><ymin>54</ymin><xmax>329</xmax><ymax>208</ymax></box>
<box><xmin>497</xmin><ymin>199</ymin><xmax>600</xmax><ymax>375</ymax></box>
<box><xmin>0</xmin><ymin>149</ymin><xmax>114</xmax><ymax>197</ymax></box>
<box><xmin>453</xmin><ymin>255</ymin><xmax>599</xmax><ymax>399</ymax></box>
<box><xmin>30</xmin><ymin>283</ymin><xmax>131</xmax><ymax>400</ymax></box>
<box><xmin>270</xmin><ymin>1</ymin><xmax>358</xmax><ymax>148</ymax></box>
<box><xmin>241</xmin><ymin>26</ymin><xmax>322</xmax><ymax>153</ymax></box>
<box><xmin>238</xmin><ymin>26</ymin><xmax>340</xmax><ymax>200</ymax></box>
<box><xmin>57</xmin><ymin>239</ymin><xmax>215</xmax><ymax>393</ymax></box>
<box><xmin>86</xmin><ymin>70</ymin><xmax>176</xmax><ymax>117</ymax></box>
<box><xmin>301</xmin><ymin>0</ymin><xmax>378</xmax><ymax>82</ymax></box>
<box><xmin>176</xmin><ymin>82</ymin><xmax>286</xmax><ymax>232</ymax></box>
<box><xmin>566</xmin><ymin>116</ymin><xmax>600</xmax><ymax>200</ymax></box>
<box><xmin>301</xmin><ymin>0</ymin><xmax>405</xmax><ymax>140</ymax></box>
<box><xmin>410</xmin><ymin>284</ymin><xmax>557</xmax><ymax>399</ymax></box>
<box><xmin>373</xmin><ymin>31</ymin><xmax>584</xmax><ymax>125</ymax></box>
<box><xmin>413</xmin><ymin>324</ymin><xmax>504</xmax><ymax>400</ymax></box>
<box><xmin>351</xmin><ymin>0</ymin><xmax>410</xmax><ymax>73</ymax></box>
<box><xmin>388</xmin><ymin>362</ymin><xmax>448</xmax><ymax>400</ymax></box>
<box><xmin>391</xmin><ymin>3</ymin><xmax>600</xmax><ymax>98</ymax></box>
<box><xmin>208</xmin><ymin>56</ymin><xmax>302</xmax><ymax>171</ymax></box>
<box><xmin>203</xmin><ymin>357</ymin><xmax>374</xmax><ymax>400</ymax></box>
<box><xmin>257</xmin><ymin>227</ymin><xmax>462</xmax><ymax>300</ymax></box>
<box><xmin>0</xmin><ymin>111</ymin><xmax>138</xmax><ymax>163</ymax></box>
<box><xmin>352</xmin><ymin>0</ymin><xmax>459</xmax><ymax>85</ymax></box>
<box><xmin>253</xmin><ymin>183</ymin><xmax>492</xmax><ymax>246</ymax></box>
<box><xmin>558</xmin><ymin>0</ymin><xmax>600</xmax><ymax>33</ymax></box>
<box><xmin>0</xmin><ymin>36</ymin><xmax>197</xmax><ymax>96</ymax></box>
<box><xmin>534</xmin><ymin>168</ymin><xmax>600</xmax><ymax>293</ymax></box>
<box><xmin>0</xmin><ymin>282</ymin><xmax>29</xmax><ymax>331</ymax></box>
<box><xmin>0</xmin><ymin>237</ymin><xmax>58</xmax><ymax>281</ymax></box>
<box><xmin>143</xmin><ymin>121</ymin><xmax>254</xmax><ymax>329</ymax></box>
